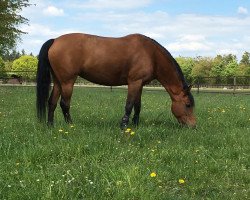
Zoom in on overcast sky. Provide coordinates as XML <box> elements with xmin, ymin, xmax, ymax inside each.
<box><xmin>19</xmin><ymin>0</ymin><xmax>250</xmax><ymax>59</ymax></box>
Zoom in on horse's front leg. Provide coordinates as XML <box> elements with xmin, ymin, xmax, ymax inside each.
<box><xmin>132</xmin><ymin>101</ymin><xmax>141</xmax><ymax>126</ymax></box>
<box><xmin>120</xmin><ymin>80</ymin><xmax>142</xmax><ymax>129</ymax></box>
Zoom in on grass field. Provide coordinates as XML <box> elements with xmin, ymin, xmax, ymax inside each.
<box><xmin>0</xmin><ymin>86</ymin><xmax>249</xmax><ymax>199</ymax></box>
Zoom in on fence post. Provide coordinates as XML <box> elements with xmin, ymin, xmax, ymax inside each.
<box><xmin>233</xmin><ymin>76</ymin><xmax>236</xmax><ymax>95</ymax></box>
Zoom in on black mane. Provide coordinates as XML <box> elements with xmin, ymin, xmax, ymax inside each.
<box><xmin>148</xmin><ymin>36</ymin><xmax>195</xmax><ymax>107</ymax></box>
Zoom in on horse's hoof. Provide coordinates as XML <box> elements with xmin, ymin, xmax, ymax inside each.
<box><xmin>120</xmin><ymin>122</ymin><xmax>128</xmax><ymax>130</ymax></box>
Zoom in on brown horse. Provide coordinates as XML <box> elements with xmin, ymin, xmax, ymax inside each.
<box><xmin>36</xmin><ymin>33</ymin><xmax>196</xmax><ymax>128</ymax></box>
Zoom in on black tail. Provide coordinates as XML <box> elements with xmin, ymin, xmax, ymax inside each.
<box><xmin>36</xmin><ymin>39</ymin><xmax>54</xmax><ymax>122</ymax></box>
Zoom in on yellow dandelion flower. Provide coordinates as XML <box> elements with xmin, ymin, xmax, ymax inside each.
<box><xmin>59</xmin><ymin>129</ymin><xmax>63</xmax><ymax>132</ymax></box>
<box><xmin>179</xmin><ymin>179</ymin><xmax>185</xmax><ymax>184</ymax></box>
<box><xmin>150</xmin><ymin>172</ymin><xmax>157</xmax><ymax>177</ymax></box>
<box><xmin>65</xmin><ymin>131</ymin><xmax>69</xmax><ymax>134</ymax></box>
<box><xmin>221</xmin><ymin>109</ymin><xmax>225</xmax><ymax>113</ymax></box>
<box><xmin>70</xmin><ymin>125</ymin><xmax>74</xmax><ymax>128</ymax></box>
<box><xmin>125</xmin><ymin>128</ymin><xmax>131</xmax><ymax>132</ymax></box>
<box><xmin>130</xmin><ymin>131</ymin><xmax>135</xmax><ymax>136</ymax></box>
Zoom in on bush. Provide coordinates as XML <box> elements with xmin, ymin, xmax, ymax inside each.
<box><xmin>12</xmin><ymin>55</ymin><xmax>38</xmax><ymax>80</ymax></box>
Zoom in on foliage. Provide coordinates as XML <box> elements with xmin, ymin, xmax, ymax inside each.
<box><xmin>190</xmin><ymin>57</ymin><xmax>214</xmax><ymax>83</ymax></box>
<box><xmin>0</xmin><ymin>57</ymin><xmax>7</xmax><ymax>77</ymax></box>
<box><xmin>239</xmin><ymin>52</ymin><xmax>250</xmax><ymax>76</ymax></box>
<box><xmin>0</xmin><ymin>87</ymin><xmax>249</xmax><ymax>199</ymax></box>
<box><xmin>11</xmin><ymin>55</ymin><xmax>37</xmax><ymax>79</ymax></box>
<box><xmin>210</xmin><ymin>55</ymin><xmax>225</xmax><ymax>77</ymax></box>
<box><xmin>0</xmin><ymin>0</ymin><xmax>30</xmax><ymax>56</ymax></box>
<box><xmin>2</xmin><ymin>49</ymin><xmax>21</xmax><ymax>61</ymax></box>
<box><xmin>223</xmin><ymin>60</ymin><xmax>238</xmax><ymax>77</ymax></box>
<box><xmin>176</xmin><ymin>57</ymin><xmax>194</xmax><ymax>83</ymax></box>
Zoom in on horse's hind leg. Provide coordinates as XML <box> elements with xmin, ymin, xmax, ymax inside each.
<box><xmin>48</xmin><ymin>80</ymin><xmax>61</xmax><ymax>126</ymax></box>
<box><xmin>60</xmin><ymin>83</ymin><xmax>74</xmax><ymax>124</ymax></box>
<box><xmin>121</xmin><ymin>80</ymin><xmax>143</xmax><ymax>129</ymax></box>
<box><xmin>132</xmin><ymin>87</ymin><xmax>142</xmax><ymax>126</ymax></box>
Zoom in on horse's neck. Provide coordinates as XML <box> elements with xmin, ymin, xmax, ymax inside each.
<box><xmin>156</xmin><ymin>53</ymin><xmax>184</xmax><ymax>101</ymax></box>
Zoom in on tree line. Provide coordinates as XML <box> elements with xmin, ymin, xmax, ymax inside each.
<box><xmin>0</xmin><ymin>51</ymin><xmax>250</xmax><ymax>84</ymax></box>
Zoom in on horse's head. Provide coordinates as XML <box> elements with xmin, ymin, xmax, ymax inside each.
<box><xmin>171</xmin><ymin>85</ymin><xmax>196</xmax><ymax>128</ymax></box>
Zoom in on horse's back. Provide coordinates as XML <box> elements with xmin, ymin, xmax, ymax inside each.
<box><xmin>48</xmin><ymin>33</ymin><xmax>155</xmax><ymax>86</ymax></box>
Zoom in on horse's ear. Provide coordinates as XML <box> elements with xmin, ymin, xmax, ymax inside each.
<box><xmin>188</xmin><ymin>84</ymin><xmax>192</xmax><ymax>91</ymax></box>
<box><xmin>184</xmin><ymin>85</ymin><xmax>192</xmax><ymax>94</ymax></box>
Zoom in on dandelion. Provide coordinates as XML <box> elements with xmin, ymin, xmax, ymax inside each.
<box><xmin>150</xmin><ymin>172</ymin><xmax>157</xmax><ymax>177</ymax></box>
<box><xmin>59</xmin><ymin>129</ymin><xmax>63</xmax><ymax>132</ymax></box>
<box><xmin>221</xmin><ymin>109</ymin><xmax>225</xmax><ymax>113</ymax></box>
<box><xmin>125</xmin><ymin>128</ymin><xmax>131</xmax><ymax>133</ymax></box>
<box><xmin>70</xmin><ymin>125</ymin><xmax>74</xmax><ymax>128</ymax></box>
<box><xmin>179</xmin><ymin>179</ymin><xmax>185</xmax><ymax>184</ymax></box>
<box><xmin>130</xmin><ymin>131</ymin><xmax>135</xmax><ymax>136</ymax></box>
<box><xmin>65</xmin><ymin>131</ymin><xmax>69</xmax><ymax>134</ymax></box>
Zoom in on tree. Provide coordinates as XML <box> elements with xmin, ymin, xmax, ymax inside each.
<box><xmin>2</xmin><ymin>49</ymin><xmax>21</xmax><ymax>61</ymax></box>
<box><xmin>0</xmin><ymin>57</ymin><xmax>6</xmax><ymax>77</ymax></box>
<box><xmin>176</xmin><ymin>56</ymin><xmax>195</xmax><ymax>83</ymax></box>
<box><xmin>21</xmin><ymin>49</ymin><xmax>26</xmax><ymax>55</ymax></box>
<box><xmin>0</xmin><ymin>0</ymin><xmax>30</xmax><ymax>56</ymax></box>
<box><xmin>239</xmin><ymin>52</ymin><xmax>250</xmax><ymax>76</ymax></box>
<box><xmin>12</xmin><ymin>55</ymin><xmax>37</xmax><ymax>79</ymax></box>
<box><xmin>240</xmin><ymin>52</ymin><xmax>250</xmax><ymax>66</ymax></box>
<box><xmin>210</xmin><ymin>55</ymin><xmax>224</xmax><ymax>77</ymax></box>
<box><xmin>191</xmin><ymin>56</ymin><xmax>214</xmax><ymax>83</ymax></box>
<box><xmin>223</xmin><ymin>60</ymin><xmax>238</xmax><ymax>77</ymax></box>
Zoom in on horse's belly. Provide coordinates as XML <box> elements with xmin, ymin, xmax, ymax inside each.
<box><xmin>79</xmin><ymin>67</ymin><xmax>128</xmax><ymax>86</ymax></box>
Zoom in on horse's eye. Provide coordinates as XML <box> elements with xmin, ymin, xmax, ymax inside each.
<box><xmin>186</xmin><ymin>104</ymin><xmax>191</xmax><ymax>108</ymax></box>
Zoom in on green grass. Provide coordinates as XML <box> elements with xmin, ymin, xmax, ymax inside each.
<box><xmin>0</xmin><ymin>86</ymin><xmax>249</xmax><ymax>200</ymax></box>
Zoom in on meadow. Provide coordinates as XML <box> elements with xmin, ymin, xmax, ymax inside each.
<box><xmin>0</xmin><ymin>86</ymin><xmax>249</xmax><ymax>200</ymax></box>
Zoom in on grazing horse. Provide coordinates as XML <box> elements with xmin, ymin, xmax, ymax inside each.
<box><xmin>36</xmin><ymin>33</ymin><xmax>196</xmax><ymax>128</ymax></box>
